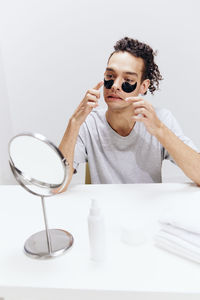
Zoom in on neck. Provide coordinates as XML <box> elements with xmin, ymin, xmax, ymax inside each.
<box><xmin>106</xmin><ymin>108</ymin><xmax>136</xmax><ymax>137</ymax></box>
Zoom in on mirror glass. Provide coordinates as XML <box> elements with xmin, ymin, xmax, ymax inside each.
<box><xmin>8</xmin><ymin>133</ymin><xmax>68</xmax><ymax>196</ymax></box>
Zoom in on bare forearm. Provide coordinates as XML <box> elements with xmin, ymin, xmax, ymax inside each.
<box><xmin>155</xmin><ymin>124</ymin><xmax>200</xmax><ymax>185</ymax></box>
<box><xmin>59</xmin><ymin>118</ymin><xmax>80</xmax><ymax>166</ymax></box>
<box><xmin>58</xmin><ymin>118</ymin><xmax>80</xmax><ymax>191</ymax></box>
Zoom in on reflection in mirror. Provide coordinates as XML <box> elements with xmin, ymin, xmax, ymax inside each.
<box><xmin>8</xmin><ymin>132</ymin><xmax>73</xmax><ymax>259</ymax></box>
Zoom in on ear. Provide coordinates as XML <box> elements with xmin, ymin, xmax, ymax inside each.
<box><xmin>139</xmin><ymin>79</ymin><xmax>150</xmax><ymax>95</ymax></box>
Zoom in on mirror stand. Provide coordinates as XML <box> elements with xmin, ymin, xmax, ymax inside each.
<box><xmin>24</xmin><ymin>195</ymin><xmax>73</xmax><ymax>259</ymax></box>
<box><xmin>8</xmin><ymin>132</ymin><xmax>74</xmax><ymax>259</ymax></box>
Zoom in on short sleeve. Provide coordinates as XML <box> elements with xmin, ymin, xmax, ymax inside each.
<box><xmin>73</xmin><ymin>125</ymin><xmax>88</xmax><ymax>172</ymax></box>
<box><xmin>160</xmin><ymin>109</ymin><xmax>199</xmax><ymax>163</ymax></box>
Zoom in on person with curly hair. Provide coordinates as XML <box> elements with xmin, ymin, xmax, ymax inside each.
<box><xmin>59</xmin><ymin>37</ymin><xmax>200</xmax><ymax>189</ymax></box>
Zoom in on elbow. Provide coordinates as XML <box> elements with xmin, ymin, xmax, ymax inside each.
<box><xmin>58</xmin><ymin>168</ymin><xmax>74</xmax><ymax>193</ymax></box>
<box><xmin>195</xmin><ymin>181</ymin><xmax>200</xmax><ymax>187</ymax></box>
<box><xmin>192</xmin><ymin>172</ymin><xmax>200</xmax><ymax>187</ymax></box>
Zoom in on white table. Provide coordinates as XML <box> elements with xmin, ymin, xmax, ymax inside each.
<box><xmin>1</xmin><ymin>183</ymin><xmax>200</xmax><ymax>300</ymax></box>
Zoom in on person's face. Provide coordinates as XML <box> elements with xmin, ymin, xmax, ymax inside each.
<box><xmin>103</xmin><ymin>51</ymin><xmax>149</xmax><ymax>110</ymax></box>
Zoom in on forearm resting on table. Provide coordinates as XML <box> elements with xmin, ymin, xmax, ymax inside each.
<box><xmin>156</xmin><ymin>123</ymin><xmax>200</xmax><ymax>186</ymax></box>
<box><xmin>59</xmin><ymin>118</ymin><xmax>80</xmax><ymax>191</ymax></box>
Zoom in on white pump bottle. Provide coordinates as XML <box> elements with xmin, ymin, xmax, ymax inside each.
<box><xmin>88</xmin><ymin>199</ymin><xmax>106</xmax><ymax>261</ymax></box>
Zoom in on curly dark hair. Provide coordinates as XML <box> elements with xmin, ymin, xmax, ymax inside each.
<box><xmin>108</xmin><ymin>37</ymin><xmax>163</xmax><ymax>95</ymax></box>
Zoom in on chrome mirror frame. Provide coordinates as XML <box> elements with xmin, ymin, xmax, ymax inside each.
<box><xmin>8</xmin><ymin>132</ymin><xmax>74</xmax><ymax>259</ymax></box>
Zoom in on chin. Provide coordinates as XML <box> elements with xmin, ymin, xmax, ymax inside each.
<box><xmin>105</xmin><ymin>101</ymin><xmax>128</xmax><ymax>111</ymax></box>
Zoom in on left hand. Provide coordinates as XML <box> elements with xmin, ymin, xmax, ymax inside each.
<box><xmin>125</xmin><ymin>96</ymin><xmax>163</xmax><ymax>136</ymax></box>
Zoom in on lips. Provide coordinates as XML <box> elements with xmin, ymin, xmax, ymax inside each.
<box><xmin>108</xmin><ymin>94</ymin><xmax>123</xmax><ymax>100</ymax></box>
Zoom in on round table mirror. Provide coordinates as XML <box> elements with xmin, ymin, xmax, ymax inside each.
<box><xmin>8</xmin><ymin>132</ymin><xmax>73</xmax><ymax>259</ymax></box>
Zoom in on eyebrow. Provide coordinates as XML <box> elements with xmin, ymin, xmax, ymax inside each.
<box><xmin>105</xmin><ymin>68</ymin><xmax>138</xmax><ymax>77</ymax></box>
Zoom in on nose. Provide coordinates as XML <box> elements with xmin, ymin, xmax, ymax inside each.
<box><xmin>111</xmin><ymin>77</ymin><xmax>122</xmax><ymax>91</ymax></box>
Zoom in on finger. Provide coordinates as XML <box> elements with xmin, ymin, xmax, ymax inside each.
<box><xmin>133</xmin><ymin>102</ymin><xmax>152</xmax><ymax>112</ymax></box>
<box><xmin>134</xmin><ymin>107</ymin><xmax>150</xmax><ymax>118</ymax></box>
<box><xmin>132</xmin><ymin>115</ymin><xmax>144</xmax><ymax>121</ymax></box>
<box><xmin>134</xmin><ymin>108</ymin><xmax>146</xmax><ymax>114</ymax></box>
<box><xmin>93</xmin><ymin>80</ymin><xmax>104</xmax><ymax>90</ymax></box>
<box><xmin>132</xmin><ymin>100</ymin><xmax>153</xmax><ymax>112</ymax></box>
<box><xmin>125</xmin><ymin>96</ymin><xmax>143</xmax><ymax>102</ymax></box>
<box><xmin>83</xmin><ymin>94</ymin><xmax>98</xmax><ymax>104</ymax></box>
<box><xmin>86</xmin><ymin>94</ymin><xmax>98</xmax><ymax>103</ymax></box>
<box><xmin>88</xmin><ymin>88</ymin><xmax>101</xmax><ymax>98</ymax></box>
<box><xmin>132</xmin><ymin>100</ymin><xmax>145</xmax><ymax>107</ymax></box>
<box><xmin>87</xmin><ymin>102</ymin><xmax>99</xmax><ymax>108</ymax></box>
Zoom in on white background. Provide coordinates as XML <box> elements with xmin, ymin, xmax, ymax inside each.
<box><xmin>0</xmin><ymin>0</ymin><xmax>200</xmax><ymax>184</ymax></box>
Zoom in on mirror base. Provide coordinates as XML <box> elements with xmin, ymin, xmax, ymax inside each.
<box><xmin>24</xmin><ymin>229</ymin><xmax>73</xmax><ymax>259</ymax></box>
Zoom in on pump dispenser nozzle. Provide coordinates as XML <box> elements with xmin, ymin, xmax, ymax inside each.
<box><xmin>90</xmin><ymin>199</ymin><xmax>100</xmax><ymax>216</ymax></box>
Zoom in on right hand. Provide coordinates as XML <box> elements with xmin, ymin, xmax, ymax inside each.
<box><xmin>71</xmin><ymin>81</ymin><xmax>104</xmax><ymax>127</ymax></box>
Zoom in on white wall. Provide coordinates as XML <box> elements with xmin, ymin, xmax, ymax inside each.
<box><xmin>0</xmin><ymin>0</ymin><xmax>200</xmax><ymax>184</ymax></box>
<box><xmin>0</xmin><ymin>48</ymin><xmax>15</xmax><ymax>184</ymax></box>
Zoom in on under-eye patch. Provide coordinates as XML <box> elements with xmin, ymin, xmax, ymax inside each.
<box><xmin>104</xmin><ymin>79</ymin><xmax>137</xmax><ymax>93</ymax></box>
<box><xmin>121</xmin><ymin>81</ymin><xmax>137</xmax><ymax>93</ymax></box>
<box><xmin>104</xmin><ymin>79</ymin><xmax>114</xmax><ymax>89</ymax></box>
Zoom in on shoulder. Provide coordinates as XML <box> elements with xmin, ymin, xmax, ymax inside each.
<box><xmin>155</xmin><ymin>107</ymin><xmax>174</xmax><ymax>120</ymax></box>
<box><xmin>79</xmin><ymin>108</ymin><xmax>106</xmax><ymax>137</ymax></box>
<box><xmin>154</xmin><ymin>107</ymin><xmax>178</xmax><ymax>127</ymax></box>
<box><xmin>86</xmin><ymin>107</ymin><xmax>106</xmax><ymax>123</ymax></box>
<box><xmin>84</xmin><ymin>107</ymin><xmax>106</xmax><ymax>128</ymax></box>
<box><xmin>155</xmin><ymin>107</ymin><xmax>185</xmax><ymax>137</ymax></box>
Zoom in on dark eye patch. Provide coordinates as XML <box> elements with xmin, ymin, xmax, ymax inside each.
<box><xmin>104</xmin><ymin>79</ymin><xmax>137</xmax><ymax>93</ymax></box>
<box><xmin>104</xmin><ymin>79</ymin><xmax>114</xmax><ymax>89</ymax></box>
<box><xmin>121</xmin><ymin>81</ymin><xmax>137</xmax><ymax>93</ymax></box>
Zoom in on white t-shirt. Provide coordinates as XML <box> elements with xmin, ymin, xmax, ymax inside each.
<box><xmin>73</xmin><ymin>108</ymin><xmax>198</xmax><ymax>184</ymax></box>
